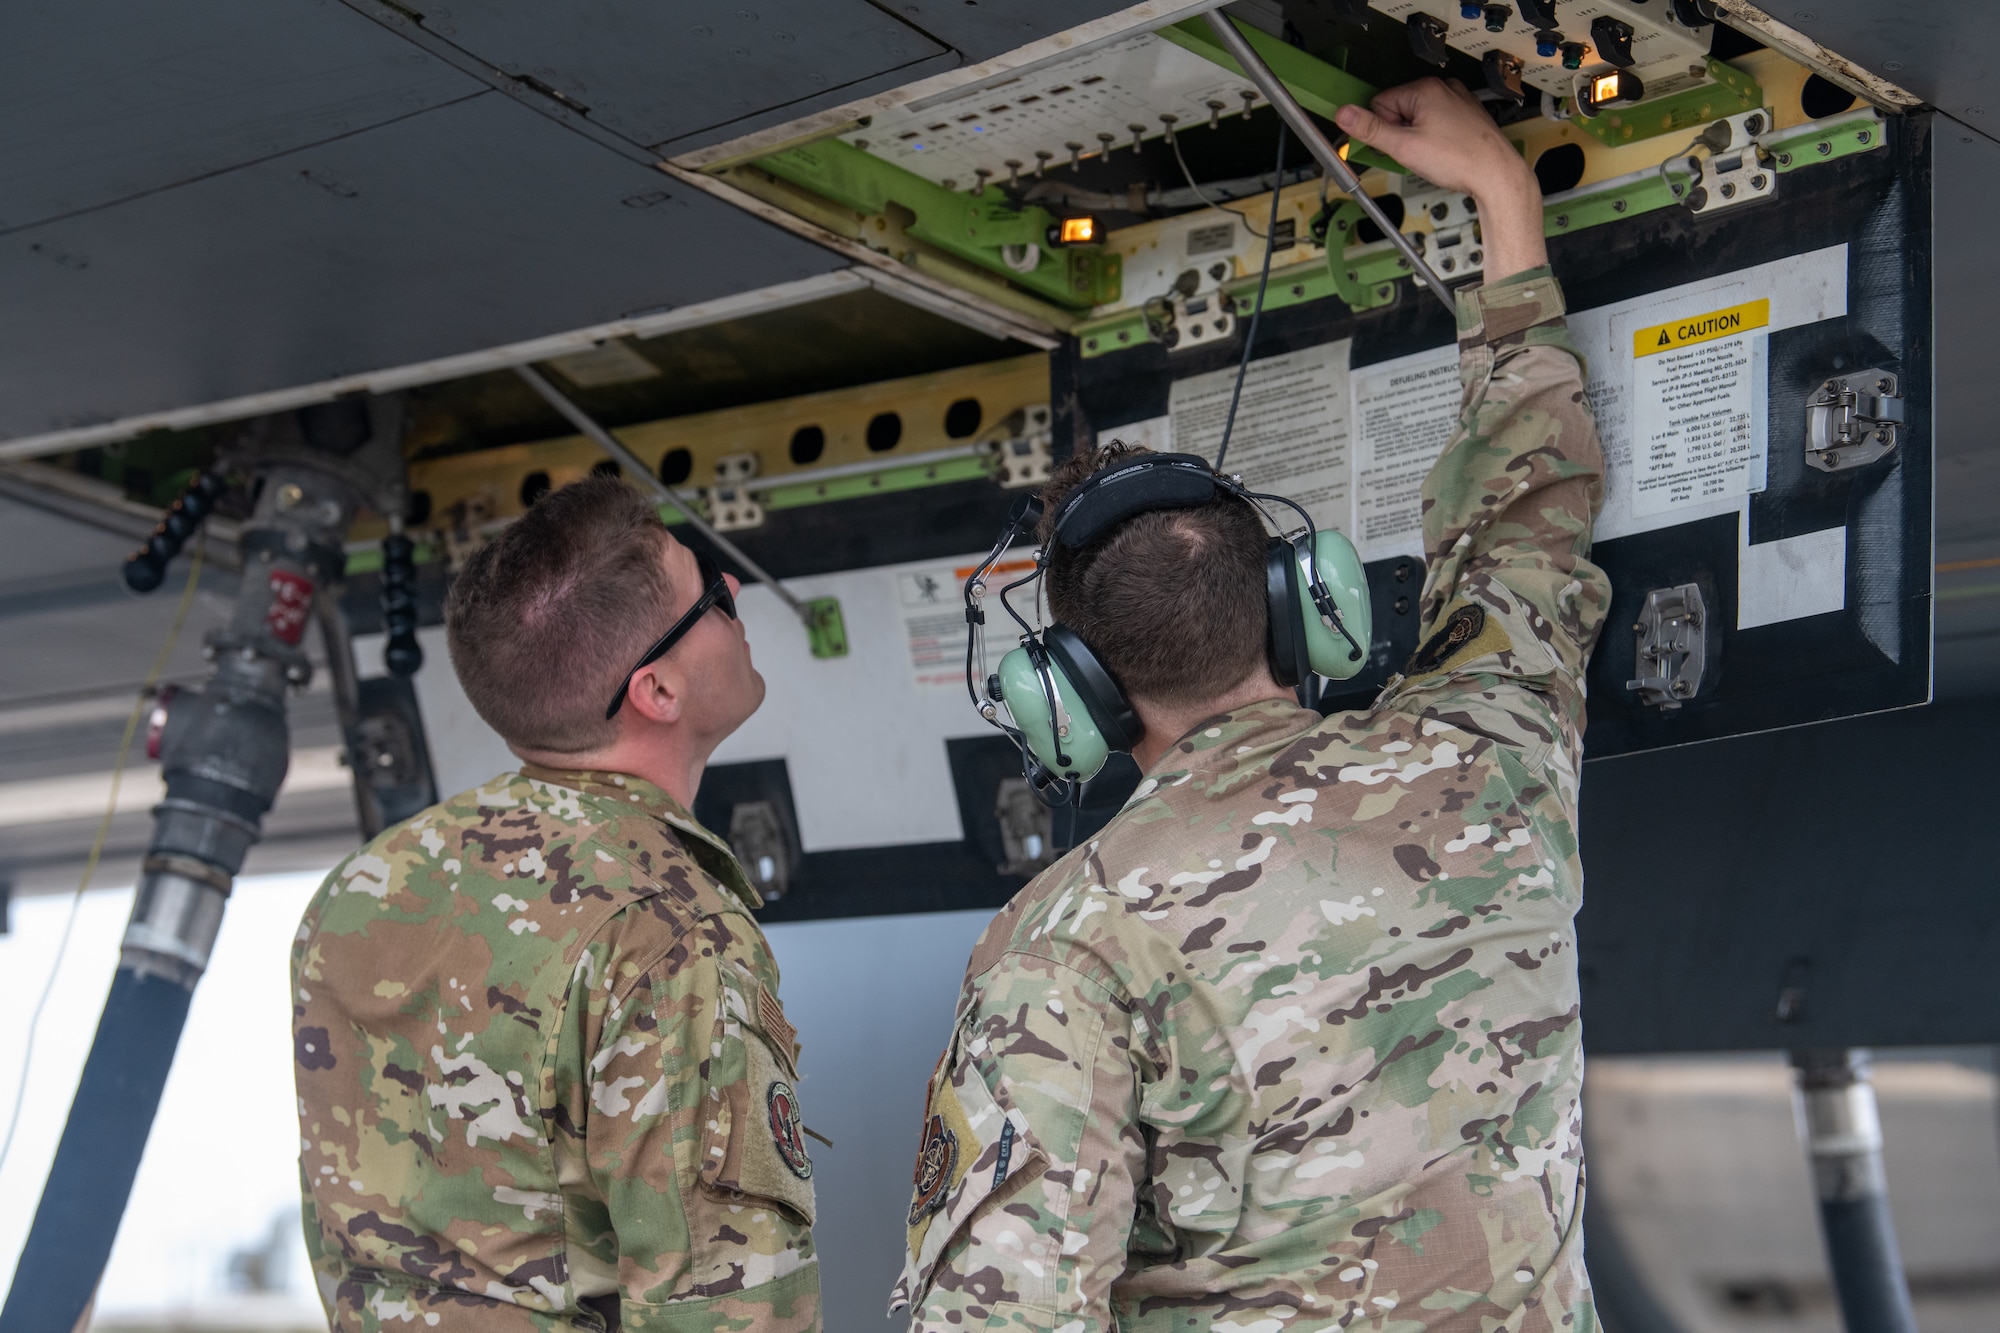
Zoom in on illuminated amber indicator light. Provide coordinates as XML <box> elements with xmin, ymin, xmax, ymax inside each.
<box><xmin>1593</xmin><ymin>73</ymin><xmax>1624</xmax><ymax>103</ymax></box>
<box><xmin>1058</xmin><ymin>216</ymin><xmax>1096</xmax><ymax>244</ymax></box>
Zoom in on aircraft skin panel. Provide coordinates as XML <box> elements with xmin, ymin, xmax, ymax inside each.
<box><xmin>2</xmin><ymin>0</ymin><xmax>483</xmax><ymax>234</ymax></box>
<box><xmin>358</xmin><ymin>0</ymin><xmax>955</xmax><ymax>151</ymax></box>
<box><xmin>0</xmin><ymin>92</ymin><xmax>847</xmax><ymax>442</ymax></box>
<box><xmin>1778</xmin><ymin>0</ymin><xmax>2000</xmax><ymax>140</ymax></box>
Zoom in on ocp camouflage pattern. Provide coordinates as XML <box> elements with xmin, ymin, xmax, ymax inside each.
<box><xmin>293</xmin><ymin>766</ymin><xmax>820</xmax><ymax>1331</ymax></box>
<box><xmin>894</xmin><ymin>267</ymin><xmax>1610</xmax><ymax>1332</ymax></box>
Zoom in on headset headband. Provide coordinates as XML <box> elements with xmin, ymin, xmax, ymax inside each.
<box><xmin>1050</xmin><ymin>453</ymin><xmax>1237</xmax><ymax>551</ymax></box>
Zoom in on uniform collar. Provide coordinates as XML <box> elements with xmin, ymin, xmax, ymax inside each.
<box><xmin>516</xmin><ymin>763</ymin><xmax>763</xmax><ymax>909</ymax></box>
<box><xmin>1137</xmin><ymin>698</ymin><xmax>1321</xmax><ymax>794</ymax></box>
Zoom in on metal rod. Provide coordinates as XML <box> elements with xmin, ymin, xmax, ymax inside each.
<box><xmin>1200</xmin><ymin>11</ymin><xmax>1457</xmax><ymax>315</ymax></box>
<box><xmin>512</xmin><ymin>364</ymin><xmax>812</xmax><ymax>626</ymax></box>
<box><xmin>743</xmin><ymin>443</ymin><xmax>985</xmax><ymax>492</ymax></box>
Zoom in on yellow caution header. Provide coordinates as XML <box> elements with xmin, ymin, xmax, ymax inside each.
<box><xmin>1634</xmin><ymin>297</ymin><xmax>1771</xmax><ymax>357</ymax></box>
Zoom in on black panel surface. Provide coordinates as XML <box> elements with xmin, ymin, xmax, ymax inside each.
<box><xmin>1929</xmin><ymin>126</ymin><xmax>2000</xmax><ymax>702</ymax></box>
<box><xmin>1575</xmin><ymin>699</ymin><xmax>2000</xmax><ymax>1053</ymax></box>
<box><xmin>1057</xmin><ymin>116</ymin><xmax>1935</xmax><ymax>758</ymax></box>
<box><xmin>3</xmin><ymin>0</ymin><xmax>479</xmax><ymax>232</ymax></box>
<box><xmin>0</xmin><ymin>94</ymin><xmax>845</xmax><ymax>439</ymax></box>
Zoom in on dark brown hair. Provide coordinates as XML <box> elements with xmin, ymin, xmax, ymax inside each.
<box><xmin>1037</xmin><ymin>441</ymin><xmax>1269</xmax><ymax>705</ymax></box>
<box><xmin>445</xmin><ymin>476</ymin><xmax>679</xmax><ymax>754</ymax></box>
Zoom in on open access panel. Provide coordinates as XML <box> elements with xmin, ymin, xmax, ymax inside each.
<box><xmin>670</xmin><ymin>0</ymin><xmax>1933</xmax><ymax>761</ymax></box>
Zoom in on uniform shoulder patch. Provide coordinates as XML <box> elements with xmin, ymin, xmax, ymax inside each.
<box><xmin>1404</xmin><ymin>602</ymin><xmax>1512</xmax><ymax>677</ymax></box>
<box><xmin>908</xmin><ymin>1112</ymin><xmax>959</xmax><ymax>1225</ymax></box>
<box><xmin>757</xmin><ymin>984</ymin><xmax>798</xmax><ymax>1060</ymax></box>
<box><xmin>766</xmin><ymin>1080</ymin><xmax>812</xmax><ymax>1179</ymax></box>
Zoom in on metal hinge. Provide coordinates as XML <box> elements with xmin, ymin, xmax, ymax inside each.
<box><xmin>1627</xmin><ymin>583</ymin><xmax>1708</xmax><ymax>709</ymax></box>
<box><xmin>994</xmin><ymin>776</ymin><xmax>1060</xmax><ymax>876</ymax></box>
<box><xmin>1805</xmin><ymin>367</ymin><xmax>1904</xmax><ymax>472</ymax></box>
<box><xmin>983</xmin><ymin>405</ymin><xmax>1053</xmax><ymax>489</ymax></box>
<box><xmin>1672</xmin><ymin>110</ymin><xmax>1778</xmax><ymax>217</ymax></box>
<box><xmin>1161</xmin><ymin>288</ymin><xmax>1236</xmax><ymax>352</ymax></box>
<box><xmin>1405</xmin><ymin>186</ymin><xmax>1484</xmax><ymax>283</ymax></box>
<box><xmin>705</xmin><ymin>452</ymin><xmax>764</xmax><ymax>531</ymax></box>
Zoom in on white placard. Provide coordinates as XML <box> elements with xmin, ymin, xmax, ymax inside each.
<box><xmin>1571</xmin><ymin>245</ymin><xmax>1848</xmax><ymax>542</ymax></box>
<box><xmin>1095</xmin><ymin>413</ymin><xmax>1172</xmax><ymax>452</ymax></box>
<box><xmin>1350</xmin><ymin>344</ymin><xmax>1462</xmax><ymax>560</ymax></box>
<box><xmin>893</xmin><ymin>556</ymin><xmax>1042</xmax><ymax>692</ymax></box>
<box><xmin>1740</xmin><ymin>523</ymin><xmax>1846</xmax><ymax>629</ymax></box>
<box><xmin>1627</xmin><ymin>303</ymin><xmax>1766</xmax><ymax>519</ymax></box>
<box><xmin>896</xmin><ymin>562</ymin><xmax>970</xmax><ymax>691</ymax></box>
<box><xmin>1167</xmin><ymin>340</ymin><xmax>1354</xmax><ymax>532</ymax></box>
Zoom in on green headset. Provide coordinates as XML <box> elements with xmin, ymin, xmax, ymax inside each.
<box><xmin>964</xmin><ymin>451</ymin><xmax>1373</xmax><ymax>804</ymax></box>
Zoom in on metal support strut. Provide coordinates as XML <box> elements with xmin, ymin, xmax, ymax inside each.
<box><xmin>512</xmin><ymin>364</ymin><xmax>815</xmax><ymax>629</ymax></box>
<box><xmin>1</xmin><ymin>405</ymin><xmax>408</xmax><ymax>1333</ymax></box>
<box><xmin>1791</xmin><ymin>1049</ymin><xmax>1918</xmax><ymax>1333</ymax></box>
<box><xmin>1200</xmin><ymin>11</ymin><xmax>1457</xmax><ymax>315</ymax></box>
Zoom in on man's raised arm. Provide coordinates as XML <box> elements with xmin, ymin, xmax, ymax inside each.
<box><xmin>1340</xmin><ymin>80</ymin><xmax>1611</xmax><ymax>755</ymax></box>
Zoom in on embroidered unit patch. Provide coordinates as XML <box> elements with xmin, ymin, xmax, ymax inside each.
<box><xmin>1405</xmin><ymin>601</ymin><xmax>1511</xmax><ymax>677</ymax></box>
<box><xmin>908</xmin><ymin>1112</ymin><xmax>959</xmax><ymax>1225</ymax></box>
<box><xmin>1410</xmin><ymin>604</ymin><xmax>1485</xmax><ymax>673</ymax></box>
<box><xmin>766</xmin><ymin>1080</ymin><xmax>812</xmax><ymax>1179</ymax></box>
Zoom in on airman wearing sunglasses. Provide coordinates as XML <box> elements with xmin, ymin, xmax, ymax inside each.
<box><xmin>291</xmin><ymin>476</ymin><xmax>819</xmax><ymax>1332</ymax></box>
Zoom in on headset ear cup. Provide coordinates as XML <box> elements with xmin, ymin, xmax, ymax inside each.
<box><xmin>1297</xmin><ymin>528</ymin><xmax>1374</xmax><ymax>680</ymax></box>
<box><xmin>995</xmin><ymin>639</ymin><xmax>1114</xmax><ymax>782</ymax></box>
<box><xmin>1265</xmin><ymin>538</ymin><xmax>1307</xmax><ymax>688</ymax></box>
<box><xmin>1043</xmin><ymin>624</ymin><xmax>1141</xmax><ymax>753</ymax></box>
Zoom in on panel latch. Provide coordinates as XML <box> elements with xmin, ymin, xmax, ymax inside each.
<box><xmin>1805</xmin><ymin>367</ymin><xmax>1904</xmax><ymax>472</ymax></box>
<box><xmin>1627</xmin><ymin>583</ymin><xmax>1708</xmax><ymax>709</ymax></box>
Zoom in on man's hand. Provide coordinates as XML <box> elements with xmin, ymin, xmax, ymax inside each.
<box><xmin>1334</xmin><ymin>78</ymin><xmax>1548</xmax><ymax>283</ymax></box>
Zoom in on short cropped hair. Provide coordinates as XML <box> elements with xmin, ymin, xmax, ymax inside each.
<box><xmin>445</xmin><ymin>476</ymin><xmax>678</xmax><ymax>754</ymax></box>
<box><xmin>1037</xmin><ymin>442</ymin><xmax>1269</xmax><ymax>706</ymax></box>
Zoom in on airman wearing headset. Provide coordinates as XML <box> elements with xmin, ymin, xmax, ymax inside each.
<box><xmin>892</xmin><ymin>78</ymin><xmax>1612</xmax><ymax>1333</ymax></box>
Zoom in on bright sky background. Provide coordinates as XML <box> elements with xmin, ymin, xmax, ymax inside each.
<box><xmin>0</xmin><ymin>871</ymin><xmax>327</xmax><ymax>1325</ymax></box>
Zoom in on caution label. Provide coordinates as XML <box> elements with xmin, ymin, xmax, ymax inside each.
<box><xmin>1634</xmin><ymin>298</ymin><xmax>1771</xmax><ymax>357</ymax></box>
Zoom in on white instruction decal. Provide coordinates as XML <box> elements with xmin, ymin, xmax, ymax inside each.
<box><xmin>896</xmin><ymin>559</ymin><xmax>1035</xmax><ymax>691</ymax></box>
<box><xmin>1095</xmin><ymin>414</ymin><xmax>1172</xmax><ymax>452</ymax></box>
<box><xmin>1628</xmin><ymin>299</ymin><xmax>1768</xmax><ymax>518</ymax></box>
<box><xmin>1168</xmin><ymin>340</ymin><xmax>1353</xmax><ymax>532</ymax></box>
<box><xmin>1350</xmin><ymin>344</ymin><xmax>1462</xmax><ymax>560</ymax></box>
<box><xmin>1570</xmin><ymin>244</ymin><xmax>1847</xmax><ymax>541</ymax></box>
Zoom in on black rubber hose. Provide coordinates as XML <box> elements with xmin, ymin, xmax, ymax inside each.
<box><xmin>1820</xmin><ymin>1196</ymin><xmax>1919</xmax><ymax>1333</ymax></box>
<box><xmin>0</xmin><ymin>968</ymin><xmax>194</xmax><ymax>1332</ymax></box>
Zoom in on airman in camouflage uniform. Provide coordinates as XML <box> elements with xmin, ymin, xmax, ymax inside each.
<box><xmin>294</xmin><ymin>478</ymin><xmax>817</xmax><ymax>1331</ymax></box>
<box><xmin>894</xmin><ymin>80</ymin><xmax>1610</xmax><ymax>1333</ymax></box>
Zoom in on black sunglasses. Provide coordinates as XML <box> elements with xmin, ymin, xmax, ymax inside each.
<box><xmin>605</xmin><ymin>550</ymin><xmax>738</xmax><ymax>719</ymax></box>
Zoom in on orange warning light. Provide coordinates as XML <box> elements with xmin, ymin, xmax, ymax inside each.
<box><xmin>1057</xmin><ymin>216</ymin><xmax>1096</xmax><ymax>245</ymax></box>
<box><xmin>1592</xmin><ymin>73</ymin><xmax>1625</xmax><ymax>104</ymax></box>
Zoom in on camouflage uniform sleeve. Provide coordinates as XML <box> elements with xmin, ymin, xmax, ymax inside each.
<box><xmin>1377</xmin><ymin>266</ymin><xmax>1611</xmax><ymax>772</ymax></box>
<box><xmin>289</xmin><ymin>868</ymin><xmax>345</xmax><ymax>1319</ymax></box>
<box><xmin>572</xmin><ymin>912</ymin><xmax>819</xmax><ymax>1331</ymax></box>
<box><xmin>891</xmin><ymin>947</ymin><xmax>1145</xmax><ymax>1333</ymax></box>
